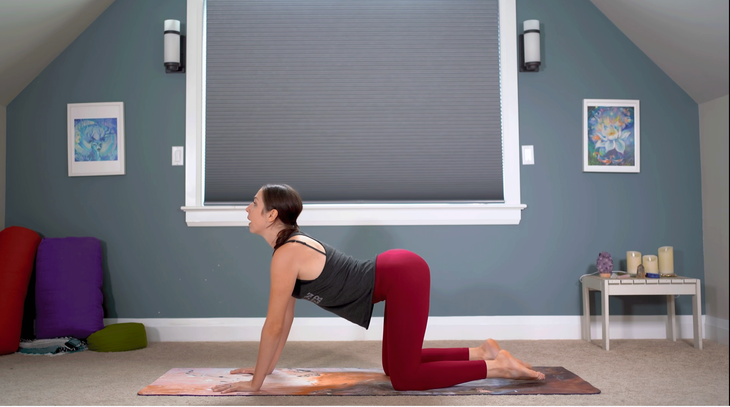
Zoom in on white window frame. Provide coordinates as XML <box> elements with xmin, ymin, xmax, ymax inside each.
<box><xmin>182</xmin><ymin>0</ymin><xmax>525</xmax><ymax>227</ymax></box>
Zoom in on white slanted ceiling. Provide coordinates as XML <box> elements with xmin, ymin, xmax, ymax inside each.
<box><xmin>0</xmin><ymin>0</ymin><xmax>727</xmax><ymax>105</ymax></box>
<box><xmin>590</xmin><ymin>0</ymin><xmax>729</xmax><ymax>104</ymax></box>
<box><xmin>0</xmin><ymin>0</ymin><xmax>116</xmax><ymax>106</ymax></box>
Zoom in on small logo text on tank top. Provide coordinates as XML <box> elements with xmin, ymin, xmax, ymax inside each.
<box><xmin>303</xmin><ymin>292</ymin><xmax>323</xmax><ymax>304</ymax></box>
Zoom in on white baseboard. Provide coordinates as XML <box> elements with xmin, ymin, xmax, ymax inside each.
<box><xmin>704</xmin><ymin>316</ymin><xmax>729</xmax><ymax>346</ymax></box>
<box><xmin>104</xmin><ymin>315</ymin><xmax>708</xmax><ymax>343</ymax></box>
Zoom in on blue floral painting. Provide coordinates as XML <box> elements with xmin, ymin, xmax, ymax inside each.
<box><xmin>586</xmin><ymin>106</ymin><xmax>635</xmax><ymax>166</ymax></box>
<box><xmin>74</xmin><ymin>118</ymin><xmax>118</xmax><ymax>162</ymax></box>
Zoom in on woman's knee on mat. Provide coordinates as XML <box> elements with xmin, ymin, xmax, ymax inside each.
<box><xmin>389</xmin><ymin>374</ymin><xmax>429</xmax><ymax>392</ymax></box>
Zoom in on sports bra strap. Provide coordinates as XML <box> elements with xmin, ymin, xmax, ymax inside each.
<box><xmin>284</xmin><ymin>239</ymin><xmax>326</xmax><ymax>255</ymax></box>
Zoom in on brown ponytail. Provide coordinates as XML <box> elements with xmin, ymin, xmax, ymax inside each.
<box><xmin>260</xmin><ymin>184</ymin><xmax>303</xmax><ymax>250</ymax></box>
<box><xmin>275</xmin><ymin>224</ymin><xmax>300</xmax><ymax>250</ymax></box>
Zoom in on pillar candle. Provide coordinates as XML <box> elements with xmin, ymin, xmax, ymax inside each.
<box><xmin>643</xmin><ymin>255</ymin><xmax>658</xmax><ymax>274</ymax></box>
<box><xmin>627</xmin><ymin>251</ymin><xmax>642</xmax><ymax>275</ymax></box>
<box><xmin>658</xmin><ymin>246</ymin><xmax>674</xmax><ymax>275</ymax></box>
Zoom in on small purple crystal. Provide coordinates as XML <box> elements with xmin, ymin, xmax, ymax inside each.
<box><xmin>596</xmin><ymin>252</ymin><xmax>613</xmax><ymax>274</ymax></box>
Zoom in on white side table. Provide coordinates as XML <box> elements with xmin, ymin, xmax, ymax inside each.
<box><xmin>581</xmin><ymin>275</ymin><xmax>702</xmax><ymax>351</ymax></box>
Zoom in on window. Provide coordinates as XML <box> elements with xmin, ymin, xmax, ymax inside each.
<box><xmin>182</xmin><ymin>0</ymin><xmax>525</xmax><ymax>226</ymax></box>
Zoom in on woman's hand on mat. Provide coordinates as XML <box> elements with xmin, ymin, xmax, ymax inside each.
<box><xmin>230</xmin><ymin>368</ymin><xmax>272</xmax><ymax>375</ymax></box>
<box><xmin>212</xmin><ymin>380</ymin><xmax>260</xmax><ymax>393</ymax></box>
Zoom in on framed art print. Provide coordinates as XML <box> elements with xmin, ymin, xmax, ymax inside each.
<box><xmin>68</xmin><ymin>102</ymin><xmax>125</xmax><ymax>176</ymax></box>
<box><xmin>583</xmin><ymin>99</ymin><xmax>639</xmax><ymax>173</ymax></box>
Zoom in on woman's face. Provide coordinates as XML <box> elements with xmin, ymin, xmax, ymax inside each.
<box><xmin>246</xmin><ymin>189</ymin><xmax>272</xmax><ymax>234</ymax></box>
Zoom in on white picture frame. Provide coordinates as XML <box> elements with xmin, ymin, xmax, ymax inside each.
<box><xmin>583</xmin><ymin>99</ymin><xmax>640</xmax><ymax>173</ymax></box>
<box><xmin>67</xmin><ymin>102</ymin><xmax>125</xmax><ymax>176</ymax></box>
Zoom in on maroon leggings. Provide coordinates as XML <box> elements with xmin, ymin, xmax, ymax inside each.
<box><xmin>372</xmin><ymin>249</ymin><xmax>487</xmax><ymax>391</ymax></box>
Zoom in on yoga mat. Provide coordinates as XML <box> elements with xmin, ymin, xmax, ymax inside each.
<box><xmin>139</xmin><ymin>367</ymin><xmax>600</xmax><ymax>396</ymax></box>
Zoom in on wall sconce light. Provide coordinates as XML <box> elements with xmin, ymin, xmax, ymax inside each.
<box><xmin>519</xmin><ymin>19</ymin><xmax>541</xmax><ymax>72</ymax></box>
<box><xmin>164</xmin><ymin>19</ymin><xmax>185</xmax><ymax>73</ymax></box>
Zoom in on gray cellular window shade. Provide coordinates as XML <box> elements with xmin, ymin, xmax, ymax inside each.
<box><xmin>205</xmin><ymin>0</ymin><xmax>503</xmax><ymax>204</ymax></box>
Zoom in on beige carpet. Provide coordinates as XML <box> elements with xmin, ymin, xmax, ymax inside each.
<box><xmin>0</xmin><ymin>339</ymin><xmax>727</xmax><ymax>405</ymax></box>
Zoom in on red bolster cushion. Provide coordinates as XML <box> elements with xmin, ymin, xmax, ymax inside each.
<box><xmin>0</xmin><ymin>226</ymin><xmax>42</xmax><ymax>355</ymax></box>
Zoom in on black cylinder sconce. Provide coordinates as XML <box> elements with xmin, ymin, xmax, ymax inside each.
<box><xmin>519</xmin><ymin>20</ymin><xmax>541</xmax><ymax>72</ymax></box>
<box><xmin>164</xmin><ymin>19</ymin><xmax>185</xmax><ymax>73</ymax></box>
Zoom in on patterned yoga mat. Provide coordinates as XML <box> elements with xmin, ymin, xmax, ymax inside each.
<box><xmin>138</xmin><ymin>367</ymin><xmax>600</xmax><ymax>396</ymax></box>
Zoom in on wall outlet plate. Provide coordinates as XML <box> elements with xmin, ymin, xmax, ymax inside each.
<box><xmin>522</xmin><ymin>145</ymin><xmax>534</xmax><ymax>165</ymax></box>
<box><xmin>172</xmin><ymin>146</ymin><xmax>184</xmax><ymax>166</ymax></box>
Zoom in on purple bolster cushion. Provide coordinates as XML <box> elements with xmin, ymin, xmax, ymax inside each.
<box><xmin>35</xmin><ymin>237</ymin><xmax>104</xmax><ymax>339</ymax></box>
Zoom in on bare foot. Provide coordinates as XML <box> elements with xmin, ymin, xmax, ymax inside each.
<box><xmin>486</xmin><ymin>350</ymin><xmax>545</xmax><ymax>380</ymax></box>
<box><xmin>470</xmin><ymin>339</ymin><xmax>532</xmax><ymax>368</ymax></box>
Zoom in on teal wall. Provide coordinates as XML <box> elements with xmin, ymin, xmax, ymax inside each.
<box><xmin>6</xmin><ymin>0</ymin><xmax>703</xmax><ymax>320</ymax></box>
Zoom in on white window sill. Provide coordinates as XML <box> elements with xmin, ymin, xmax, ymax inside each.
<box><xmin>181</xmin><ymin>203</ymin><xmax>527</xmax><ymax>227</ymax></box>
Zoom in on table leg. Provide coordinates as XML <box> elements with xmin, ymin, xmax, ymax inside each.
<box><xmin>693</xmin><ymin>284</ymin><xmax>703</xmax><ymax>350</ymax></box>
<box><xmin>601</xmin><ymin>288</ymin><xmax>610</xmax><ymax>351</ymax></box>
<box><xmin>582</xmin><ymin>283</ymin><xmax>591</xmax><ymax>342</ymax></box>
<box><xmin>666</xmin><ymin>294</ymin><xmax>677</xmax><ymax>341</ymax></box>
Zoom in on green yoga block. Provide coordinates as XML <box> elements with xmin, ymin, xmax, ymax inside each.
<box><xmin>87</xmin><ymin>323</ymin><xmax>147</xmax><ymax>352</ymax></box>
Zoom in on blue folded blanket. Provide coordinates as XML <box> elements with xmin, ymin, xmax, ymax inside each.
<box><xmin>17</xmin><ymin>337</ymin><xmax>86</xmax><ymax>356</ymax></box>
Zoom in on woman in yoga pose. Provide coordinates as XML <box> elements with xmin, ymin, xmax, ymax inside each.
<box><xmin>213</xmin><ymin>184</ymin><xmax>544</xmax><ymax>393</ymax></box>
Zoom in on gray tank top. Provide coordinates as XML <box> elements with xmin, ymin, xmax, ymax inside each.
<box><xmin>285</xmin><ymin>233</ymin><xmax>376</xmax><ymax>329</ymax></box>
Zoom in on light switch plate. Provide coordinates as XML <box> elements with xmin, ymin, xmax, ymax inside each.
<box><xmin>172</xmin><ymin>146</ymin><xmax>184</xmax><ymax>166</ymax></box>
<box><xmin>522</xmin><ymin>145</ymin><xmax>534</xmax><ymax>165</ymax></box>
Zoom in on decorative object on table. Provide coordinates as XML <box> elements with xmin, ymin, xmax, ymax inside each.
<box><xmin>583</xmin><ymin>99</ymin><xmax>640</xmax><ymax>173</ymax></box>
<box><xmin>642</xmin><ymin>254</ymin><xmax>659</xmax><ymax>278</ymax></box>
<box><xmin>626</xmin><ymin>251</ymin><xmax>642</xmax><ymax>275</ymax></box>
<box><xmin>67</xmin><ymin>102</ymin><xmax>125</xmax><ymax>176</ymax></box>
<box><xmin>596</xmin><ymin>251</ymin><xmax>613</xmax><ymax>278</ymax></box>
<box><xmin>636</xmin><ymin>264</ymin><xmax>646</xmax><ymax>278</ymax></box>
<box><xmin>658</xmin><ymin>246</ymin><xmax>674</xmax><ymax>276</ymax></box>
